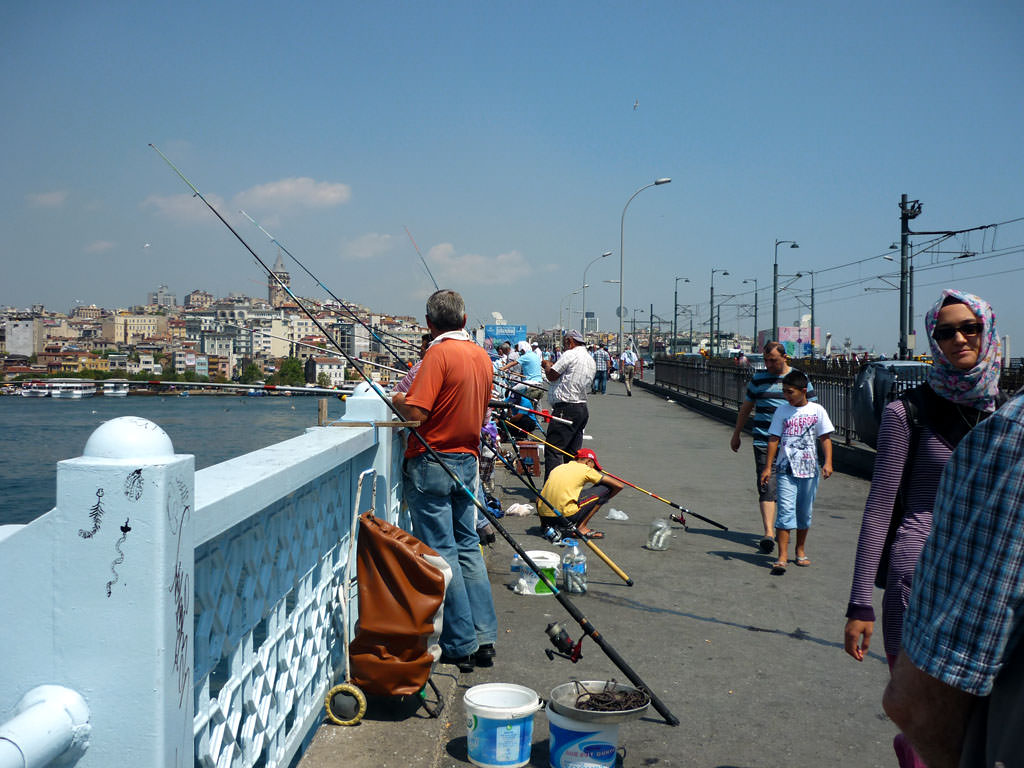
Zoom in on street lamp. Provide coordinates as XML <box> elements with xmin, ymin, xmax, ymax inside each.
<box><xmin>618</xmin><ymin>178</ymin><xmax>671</xmax><ymax>355</ymax></box>
<box><xmin>559</xmin><ymin>289</ymin><xmax>580</xmax><ymax>330</ymax></box>
<box><xmin>581</xmin><ymin>251</ymin><xmax>612</xmax><ymax>337</ymax></box>
<box><xmin>630</xmin><ymin>307</ymin><xmax>645</xmax><ymax>343</ymax></box>
<box><xmin>677</xmin><ymin>305</ymin><xmax>696</xmax><ymax>352</ymax></box>
<box><xmin>672</xmin><ymin>276</ymin><xmax>690</xmax><ymax>355</ymax></box>
<box><xmin>710</xmin><ymin>269</ymin><xmax>729</xmax><ymax>356</ymax></box>
<box><xmin>772</xmin><ymin>239</ymin><xmax>799</xmax><ymax>341</ymax></box>
<box><xmin>743</xmin><ymin>277</ymin><xmax>758</xmax><ymax>352</ymax></box>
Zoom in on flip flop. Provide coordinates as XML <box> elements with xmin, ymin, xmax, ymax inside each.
<box><xmin>795</xmin><ymin>556</ymin><xmax>812</xmax><ymax>567</ymax></box>
<box><xmin>582</xmin><ymin>530</ymin><xmax>605</xmax><ymax>540</ymax></box>
<box><xmin>770</xmin><ymin>561</ymin><xmax>787</xmax><ymax>575</ymax></box>
<box><xmin>758</xmin><ymin>536</ymin><xmax>776</xmax><ymax>554</ymax></box>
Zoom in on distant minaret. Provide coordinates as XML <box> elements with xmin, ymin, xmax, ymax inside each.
<box><xmin>269</xmin><ymin>249</ymin><xmax>290</xmax><ymax>307</ymax></box>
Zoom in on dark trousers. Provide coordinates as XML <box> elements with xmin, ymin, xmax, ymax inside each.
<box><xmin>544</xmin><ymin>401</ymin><xmax>589</xmax><ymax>480</ymax></box>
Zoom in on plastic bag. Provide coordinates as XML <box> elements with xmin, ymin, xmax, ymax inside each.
<box><xmin>605</xmin><ymin>508</ymin><xmax>628</xmax><ymax>520</ymax></box>
<box><xmin>505</xmin><ymin>503</ymin><xmax>536</xmax><ymax>517</ymax></box>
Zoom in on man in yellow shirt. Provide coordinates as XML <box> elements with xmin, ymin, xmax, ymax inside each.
<box><xmin>538</xmin><ymin>449</ymin><xmax>623</xmax><ymax>540</ymax></box>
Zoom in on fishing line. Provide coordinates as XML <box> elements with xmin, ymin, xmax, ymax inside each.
<box><xmin>150</xmin><ymin>144</ymin><xmax>679</xmax><ymax>726</ymax></box>
<box><xmin>240</xmin><ymin>210</ymin><xmax>414</xmax><ymax>366</ymax></box>
<box><xmin>404</xmin><ymin>225</ymin><xmax>440</xmax><ymax>290</ymax></box>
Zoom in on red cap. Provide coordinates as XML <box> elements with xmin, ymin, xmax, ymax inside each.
<box><xmin>576</xmin><ymin>448</ymin><xmax>602</xmax><ymax>470</ymax></box>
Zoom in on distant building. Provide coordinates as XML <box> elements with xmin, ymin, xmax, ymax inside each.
<box><xmin>101</xmin><ymin>314</ymin><xmax>169</xmax><ymax>345</ymax></box>
<box><xmin>147</xmin><ymin>284</ymin><xmax>177</xmax><ymax>308</ymax></box>
<box><xmin>311</xmin><ymin>356</ymin><xmax>347</xmax><ymax>387</ymax></box>
<box><xmin>184</xmin><ymin>290</ymin><xmax>214</xmax><ymax>309</ymax></box>
<box><xmin>268</xmin><ymin>252</ymin><xmax>291</xmax><ymax>308</ymax></box>
<box><xmin>71</xmin><ymin>304</ymin><xmax>104</xmax><ymax>319</ymax></box>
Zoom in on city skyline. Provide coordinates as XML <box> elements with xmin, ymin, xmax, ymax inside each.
<box><xmin>3</xmin><ymin>2</ymin><xmax>1023</xmax><ymax>354</ymax></box>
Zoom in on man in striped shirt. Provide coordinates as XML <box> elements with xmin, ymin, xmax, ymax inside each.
<box><xmin>729</xmin><ymin>341</ymin><xmax>815</xmax><ymax>553</ymax></box>
<box><xmin>592</xmin><ymin>344</ymin><xmax>611</xmax><ymax>394</ymax></box>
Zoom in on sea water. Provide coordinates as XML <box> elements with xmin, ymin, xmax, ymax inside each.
<box><xmin>0</xmin><ymin>394</ymin><xmax>345</xmax><ymax>525</ymax></box>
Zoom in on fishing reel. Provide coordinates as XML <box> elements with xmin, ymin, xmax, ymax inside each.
<box><xmin>545</xmin><ymin>621</ymin><xmax>584</xmax><ymax>663</ymax></box>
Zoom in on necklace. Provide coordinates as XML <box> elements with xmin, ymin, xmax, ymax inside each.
<box><xmin>957</xmin><ymin>405</ymin><xmax>982</xmax><ymax>430</ymax></box>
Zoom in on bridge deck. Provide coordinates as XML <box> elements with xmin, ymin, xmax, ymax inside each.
<box><xmin>300</xmin><ymin>372</ymin><xmax>895</xmax><ymax>767</ymax></box>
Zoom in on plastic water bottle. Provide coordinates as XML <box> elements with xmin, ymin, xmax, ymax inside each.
<box><xmin>561</xmin><ymin>538</ymin><xmax>587</xmax><ymax>594</ymax></box>
<box><xmin>646</xmin><ymin>518</ymin><xmax>672</xmax><ymax>550</ymax></box>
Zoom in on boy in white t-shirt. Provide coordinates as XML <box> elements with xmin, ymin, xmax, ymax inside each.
<box><xmin>758</xmin><ymin>369</ymin><xmax>833</xmax><ymax>575</ymax></box>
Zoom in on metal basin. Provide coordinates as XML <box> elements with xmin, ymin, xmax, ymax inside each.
<box><xmin>548</xmin><ymin>680</ymin><xmax>650</xmax><ymax>724</ymax></box>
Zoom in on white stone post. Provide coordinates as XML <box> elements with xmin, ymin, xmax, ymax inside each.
<box><xmin>0</xmin><ymin>417</ymin><xmax>194</xmax><ymax>767</ymax></box>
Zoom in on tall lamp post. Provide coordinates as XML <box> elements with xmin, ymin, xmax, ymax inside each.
<box><xmin>559</xmin><ymin>289</ymin><xmax>579</xmax><ymax>331</ymax></box>
<box><xmin>743</xmin><ymin>277</ymin><xmax>758</xmax><ymax>352</ymax></box>
<box><xmin>710</xmin><ymin>268</ymin><xmax>729</xmax><ymax>356</ymax></box>
<box><xmin>618</xmin><ymin>178</ymin><xmax>672</xmax><ymax>355</ymax></box>
<box><xmin>672</xmin><ymin>276</ymin><xmax>690</xmax><ymax>355</ymax></box>
<box><xmin>772</xmin><ymin>239</ymin><xmax>799</xmax><ymax>341</ymax></box>
<box><xmin>581</xmin><ymin>250</ymin><xmax>612</xmax><ymax>338</ymax></box>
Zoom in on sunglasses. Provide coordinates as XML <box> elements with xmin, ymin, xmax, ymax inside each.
<box><xmin>931</xmin><ymin>322</ymin><xmax>984</xmax><ymax>342</ymax></box>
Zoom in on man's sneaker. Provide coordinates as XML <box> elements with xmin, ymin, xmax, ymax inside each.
<box><xmin>759</xmin><ymin>536</ymin><xmax>776</xmax><ymax>554</ymax></box>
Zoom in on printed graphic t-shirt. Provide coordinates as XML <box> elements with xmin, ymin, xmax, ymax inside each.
<box><xmin>767</xmin><ymin>401</ymin><xmax>834</xmax><ymax>478</ymax></box>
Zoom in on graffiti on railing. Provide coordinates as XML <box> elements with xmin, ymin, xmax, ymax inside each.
<box><xmin>106</xmin><ymin>518</ymin><xmax>132</xmax><ymax>597</ymax></box>
<box><xmin>124</xmin><ymin>469</ymin><xmax>144</xmax><ymax>501</ymax></box>
<box><xmin>167</xmin><ymin>477</ymin><xmax>192</xmax><ymax>709</ymax></box>
<box><xmin>78</xmin><ymin>488</ymin><xmax>106</xmax><ymax>539</ymax></box>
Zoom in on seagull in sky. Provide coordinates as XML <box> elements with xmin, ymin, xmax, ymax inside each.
<box><xmin>633</xmin><ymin>99</ymin><xmax>639</xmax><ymax>111</ymax></box>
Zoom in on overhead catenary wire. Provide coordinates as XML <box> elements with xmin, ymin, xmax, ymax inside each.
<box><xmin>149</xmin><ymin>144</ymin><xmax>680</xmax><ymax>727</ymax></box>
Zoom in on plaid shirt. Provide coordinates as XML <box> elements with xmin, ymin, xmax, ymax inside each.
<box><xmin>903</xmin><ymin>392</ymin><xmax>1024</xmax><ymax>696</ymax></box>
<box><xmin>593</xmin><ymin>348</ymin><xmax>611</xmax><ymax>372</ymax></box>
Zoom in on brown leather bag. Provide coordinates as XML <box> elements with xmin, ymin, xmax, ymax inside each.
<box><xmin>348</xmin><ymin>513</ymin><xmax>450</xmax><ymax>696</ymax></box>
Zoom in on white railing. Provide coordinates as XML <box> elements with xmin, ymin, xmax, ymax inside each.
<box><xmin>0</xmin><ymin>384</ymin><xmax>405</xmax><ymax>767</ymax></box>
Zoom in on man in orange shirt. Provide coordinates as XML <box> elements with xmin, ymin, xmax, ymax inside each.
<box><xmin>392</xmin><ymin>289</ymin><xmax>497</xmax><ymax>673</ymax></box>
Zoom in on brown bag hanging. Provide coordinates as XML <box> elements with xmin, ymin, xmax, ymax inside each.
<box><xmin>348</xmin><ymin>512</ymin><xmax>450</xmax><ymax>696</ymax></box>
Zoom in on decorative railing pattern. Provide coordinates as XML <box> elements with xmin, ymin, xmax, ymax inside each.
<box><xmin>0</xmin><ymin>385</ymin><xmax>402</xmax><ymax>768</ymax></box>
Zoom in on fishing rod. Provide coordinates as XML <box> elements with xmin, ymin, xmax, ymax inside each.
<box><xmin>404</xmin><ymin>226</ymin><xmax>439</xmax><ymax>290</ymax></box>
<box><xmin>150</xmin><ymin>144</ymin><xmax>679</xmax><ymax>726</ymax></box>
<box><xmin>240</xmin><ymin>210</ymin><xmax>414</xmax><ymax>366</ymax></box>
<box><xmin>482</xmin><ymin>434</ymin><xmax>633</xmax><ymax>586</ymax></box>
<box><xmin>502</xmin><ymin>419</ymin><xmax>729</xmax><ymax>531</ymax></box>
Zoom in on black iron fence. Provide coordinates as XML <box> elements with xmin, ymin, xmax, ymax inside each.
<box><xmin>654</xmin><ymin>357</ymin><xmax>1024</xmax><ymax>446</ymax></box>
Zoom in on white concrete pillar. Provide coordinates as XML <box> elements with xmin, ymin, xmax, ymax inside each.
<box><xmin>0</xmin><ymin>416</ymin><xmax>194</xmax><ymax>766</ymax></box>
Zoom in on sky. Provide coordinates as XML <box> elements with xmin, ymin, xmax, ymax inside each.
<box><xmin>3</xmin><ymin>1</ymin><xmax>1023</xmax><ymax>356</ymax></box>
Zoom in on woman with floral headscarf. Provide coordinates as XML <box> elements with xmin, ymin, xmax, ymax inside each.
<box><xmin>843</xmin><ymin>288</ymin><xmax>1005</xmax><ymax>768</ymax></box>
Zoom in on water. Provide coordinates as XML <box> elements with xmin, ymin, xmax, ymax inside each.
<box><xmin>0</xmin><ymin>394</ymin><xmax>346</xmax><ymax>525</ymax></box>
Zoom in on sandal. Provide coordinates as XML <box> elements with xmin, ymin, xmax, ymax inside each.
<box><xmin>770</xmin><ymin>561</ymin><xmax>787</xmax><ymax>575</ymax></box>
<box><xmin>795</xmin><ymin>556</ymin><xmax>812</xmax><ymax>567</ymax></box>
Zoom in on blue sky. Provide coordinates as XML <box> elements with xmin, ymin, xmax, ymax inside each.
<box><xmin>3</xmin><ymin>1</ymin><xmax>1023</xmax><ymax>355</ymax></box>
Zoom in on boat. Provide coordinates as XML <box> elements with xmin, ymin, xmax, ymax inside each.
<box><xmin>102</xmin><ymin>381</ymin><xmax>130</xmax><ymax>397</ymax></box>
<box><xmin>20</xmin><ymin>381</ymin><xmax>50</xmax><ymax>397</ymax></box>
<box><xmin>49</xmin><ymin>380</ymin><xmax>97</xmax><ymax>399</ymax></box>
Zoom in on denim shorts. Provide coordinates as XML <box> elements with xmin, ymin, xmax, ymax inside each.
<box><xmin>753</xmin><ymin>444</ymin><xmax>777</xmax><ymax>503</ymax></box>
<box><xmin>774</xmin><ymin>471</ymin><xmax>819</xmax><ymax>530</ymax></box>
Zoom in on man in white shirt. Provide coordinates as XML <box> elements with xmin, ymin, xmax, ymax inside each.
<box><xmin>619</xmin><ymin>348</ymin><xmax>638</xmax><ymax>396</ymax></box>
<box><xmin>541</xmin><ymin>329</ymin><xmax>596</xmax><ymax>480</ymax></box>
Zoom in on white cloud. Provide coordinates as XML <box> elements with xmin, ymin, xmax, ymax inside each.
<box><xmin>142</xmin><ymin>192</ymin><xmax>226</xmax><ymax>223</ymax></box>
<box><xmin>234</xmin><ymin>177</ymin><xmax>351</xmax><ymax>211</ymax></box>
<box><xmin>85</xmin><ymin>240</ymin><xmax>115</xmax><ymax>253</ymax></box>
<box><xmin>27</xmin><ymin>190</ymin><xmax>68</xmax><ymax>207</ymax></box>
<box><xmin>341</xmin><ymin>233</ymin><xmax>394</xmax><ymax>261</ymax></box>
<box><xmin>428</xmin><ymin>243</ymin><xmax>533</xmax><ymax>286</ymax></box>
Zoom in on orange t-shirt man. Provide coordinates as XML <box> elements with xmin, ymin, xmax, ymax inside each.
<box><xmin>403</xmin><ymin>339</ymin><xmax>492</xmax><ymax>458</ymax></box>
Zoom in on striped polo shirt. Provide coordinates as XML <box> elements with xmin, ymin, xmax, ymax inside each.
<box><xmin>745</xmin><ymin>368</ymin><xmax>815</xmax><ymax>449</ymax></box>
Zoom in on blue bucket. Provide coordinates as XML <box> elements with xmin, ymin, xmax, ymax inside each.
<box><xmin>464</xmin><ymin>683</ymin><xmax>541</xmax><ymax>768</ymax></box>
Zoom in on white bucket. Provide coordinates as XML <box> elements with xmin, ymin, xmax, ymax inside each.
<box><xmin>464</xmin><ymin>683</ymin><xmax>541</xmax><ymax>768</ymax></box>
<box><xmin>546</xmin><ymin>702</ymin><xmax>621</xmax><ymax>768</ymax></box>
<box><xmin>510</xmin><ymin>550</ymin><xmax>560</xmax><ymax>595</ymax></box>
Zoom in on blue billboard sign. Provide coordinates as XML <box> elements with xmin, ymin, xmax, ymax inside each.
<box><xmin>483</xmin><ymin>324</ymin><xmax>528</xmax><ymax>352</ymax></box>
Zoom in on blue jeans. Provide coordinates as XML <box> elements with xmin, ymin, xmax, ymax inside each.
<box><xmin>404</xmin><ymin>452</ymin><xmax>498</xmax><ymax>657</ymax></box>
<box><xmin>593</xmin><ymin>370</ymin><xmax>607</xmax><ymax>394</ymax></box>
<box><xmin>775</xmin><ymin>471</ymin><xmax>819</xmax><ymax>530</ymax></box>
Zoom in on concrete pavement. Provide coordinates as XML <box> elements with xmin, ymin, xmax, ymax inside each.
<box><xmin>299</xmin><ymin>372</ymin><xmax>896</xmax><ymax>767</ymax></box>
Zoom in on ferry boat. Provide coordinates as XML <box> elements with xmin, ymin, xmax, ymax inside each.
<box><xmin>102</xmin><ymin>381</ymin><xmax>130</xmax><ymax>397</ymax></box>
<box><xmin>49</xmin><ymin>380</ymin><xmax>97</xmax><ymax>399</ymax></box>
<box><xmin>20</xmin><ymin>381</ymin><xmax>50</xmax><ymax>397</ymax></box>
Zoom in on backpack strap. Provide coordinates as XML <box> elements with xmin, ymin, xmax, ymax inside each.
<box><xmin>873</xmin><ymin>386</ymin><xmax>925</xmax><ymax>589</ymax></box>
